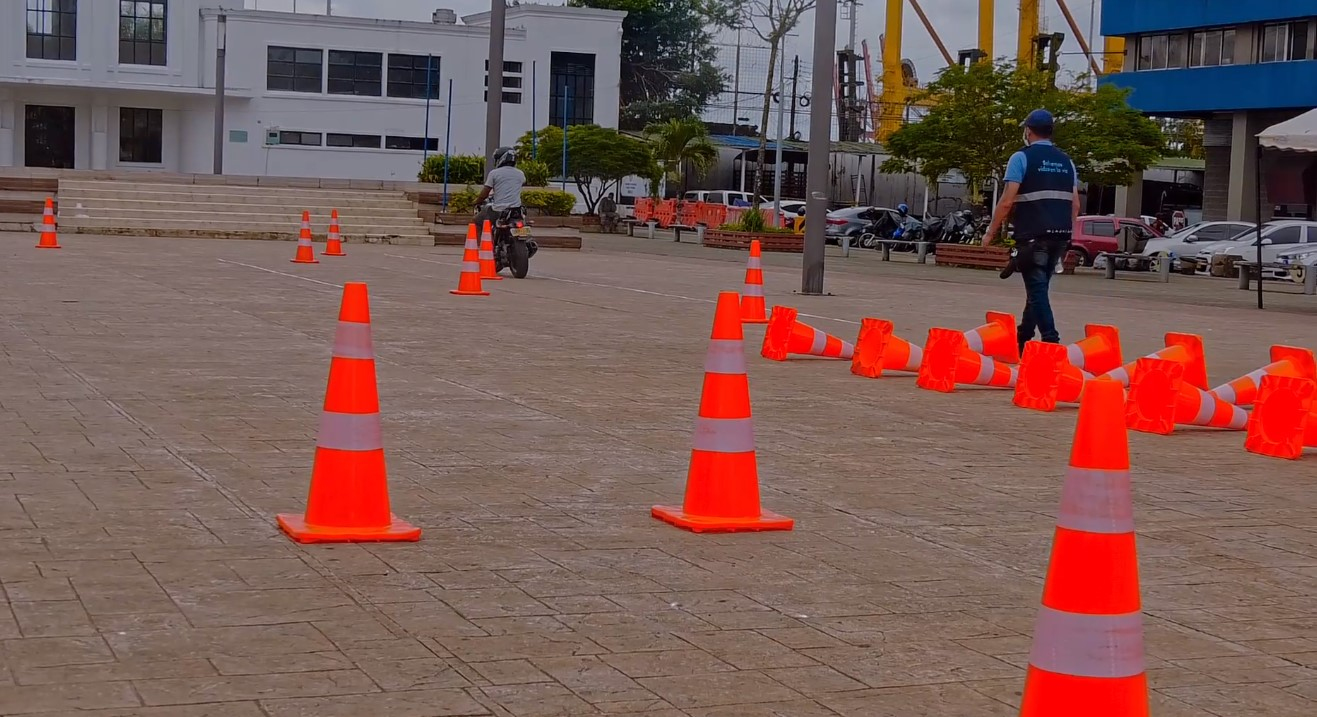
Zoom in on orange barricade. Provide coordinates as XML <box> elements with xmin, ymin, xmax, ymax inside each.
<box><xmin>655</xmin><ymin>199</ymin><xmax>677</xmax><ymax>228</ymax></box>
<box><xmin>633</xmin><ymin>198</ymin><xmax>654</xmax><ymax>224</ymax></box>
<box><xmin>677</xmin><ymin>201</ymin><xmax>700</xmax><ymax>227</ymax></box>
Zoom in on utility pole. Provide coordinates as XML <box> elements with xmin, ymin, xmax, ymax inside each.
<box><xmin>772</xmin><ymin>41</ymin><xmax>787</xmax><ymax>222</ymax></box>
<box><xmin>484</xmin><ymin>0</ymin><xmax>507</xmax><ymax>170</ymax></box>
<box><xmin>803</xmin><ymin>0</ymin><xmax>837</xmax><ymax>295</ymax></box>
<box><xmin>212</xmin><ymin>14</ymin><xmax>226</xmax><ymax>175</ymax></box>
<box><xmin>731</xmin><ymin>27</ymin><xmax>742</xmax><ymax>135</ymax></box>
<box><xmin>788</xmin><ymin>55</ymin><xmax>799</xmax><ymax>139</ymax></box>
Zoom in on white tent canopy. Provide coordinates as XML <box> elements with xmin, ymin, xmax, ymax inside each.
<box><xmin>1257</xmin><ymin>108</ymin><xmax>1317</xmax><ymax>152</ymax></box>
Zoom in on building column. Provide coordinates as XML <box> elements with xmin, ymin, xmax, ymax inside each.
<box><xmin>1115</xmin><ymin>174</ymin><xmax>1144</xmax><ymax>217</ymax></box>
<box><xmin>1227</xmin><ymin>111</ymin><xmax>1260</xmax><ymax>222</ymax></box>
<box><xmin>0</xmin><ymin>99</ymin><xmax>15</xmax><ymax>168</ymax></box>
<box><xmin>90</xmin><ymin>102</ymin><xmax>109</xmax><ymax>171</ymax></box>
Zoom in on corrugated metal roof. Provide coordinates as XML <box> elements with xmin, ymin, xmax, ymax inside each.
<box><xmin>707</xmin><ymin>134</ymin><xmax>887</xmax><ymax>155</ymax></box>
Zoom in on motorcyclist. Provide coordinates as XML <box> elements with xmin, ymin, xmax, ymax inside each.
<box><xmin>893</xmin><ymin>203</ymin><xmax>921</xmax><ymax>239</ymax></box>
<box><xmin>475</xmin><ymin>146</ymin><xmax>525</xmax><ymax>230</ymax></box>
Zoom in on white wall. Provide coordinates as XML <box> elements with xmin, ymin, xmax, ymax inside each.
<box><xmin>0</xmin><ymin>1</ymin><xmax>625</xmax><ymax>180</ymax></box>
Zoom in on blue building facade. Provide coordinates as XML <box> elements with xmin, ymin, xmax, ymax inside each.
<box><xmin>1100</xmin><ymin>0</ymin><xmax>1317</xmax><ymax>221</ymax></box>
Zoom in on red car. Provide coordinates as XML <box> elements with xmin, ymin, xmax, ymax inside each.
<box><xmin>1067</xmin><ymin>215</ymin><xmax>1163</xmax><ymax>266</ymax></box>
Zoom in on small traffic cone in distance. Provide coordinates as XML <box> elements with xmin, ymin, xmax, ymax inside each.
<box><xmin>36</xmin><ymin>197</ymin><xmax>60</xmax><ymax>249</ymax></box>
<box><xmin>291</xmin><ymin>210</ymin><xmax>319</xmax><ymax>264</ymax></box>
<box><xmin>277</xmin><ymin>282</ymin><xmax>421</xmax><ymax>544</ymax></box>
<box><xmin>450</xmin><ymin>224</ymin><xmax>490</xmax><ymax>296</ymax></box>
<box><xmin>851</xmin><ymin>318</ymin><xmax>923</xmax><ymax>378</ymax></box>
<box><xmin>1126</xmin><ymin>357</ymin><xmax>1249</xmax><ymax>435</ymax></box>
<box><xmin>1211</xmin><ymin>345</ymin><xmax>1316</xmax><ymax>407</ymax></box>
<box><xmin>1245</xmin><ymin>375</ymin><xmax>1317</xmax><ymax>460</ymax></box>
<box><xmin>478</xmin><ymin>220</ymin><xmax>502</xmax><ymax>281</ymax></box>
<box><xmin>760</xmin><ymin>306</ymin><xmax>854</xmax><ymax>361</ymax></box>
<box><xmin>653</xmin><ymin>291</ymin><xmax>792</xmax><ymax>533</ymax></box>
<box><xmin>740</xmin><ymin>239</ymin><xmax>768</xmax><ymax>323</ymax></box>
<box><xmin>323</xmin><ymin>209</ymin><xmax>346</xmax><ymax>257</ymax></box>
<box><xmin>1020</xmin><ymin>377</ymin><xmax>1148</xmax><ymax>717</ymax></box>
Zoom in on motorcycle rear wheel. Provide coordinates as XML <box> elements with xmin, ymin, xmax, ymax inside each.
<box><xmin>509</xmin><ymin>239</ymin><xmax>530</xmax><ymax>278</ymax></box>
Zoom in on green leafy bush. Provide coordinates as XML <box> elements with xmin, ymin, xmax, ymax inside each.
<box><xmin>520</xmin><ymin>159</ymin><xmax>551</xmax><ymax>187</ymax></box>
<box><xmin>522</xmin><ymin>189</ymin><xmax>575</xmax><ymax>216</ymax></box>
<box><xmin>448</xmin><ymin>186</ymin><xmax>480</xmax><ymax>214</ymax></box>
<box><xmin>418</xmin><ymin>154</ymin><xmax>484</xmax><ymax>185</ymax></box>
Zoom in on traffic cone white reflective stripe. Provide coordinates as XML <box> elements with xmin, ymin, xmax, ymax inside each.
<box><xmin>975</xmin><ymin>355</ymin><xmax>1019</xmax><ymax>387</ymax></box>
<box><xmin>1188</xmin><ymin>386</ymin><xmax>1249</xmax><ymax>429</ymax></box>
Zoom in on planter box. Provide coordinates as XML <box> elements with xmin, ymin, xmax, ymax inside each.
<box><xmin>703</xmin><ymin>229</ymin><xmax>803</xmax><ymax>253</ymax></box>
<box><xmin>431</xmin><ymin>232</ymin><xmax>581</xmax><ymax>250</ymax></box>
<box><xmin>935</xmin><ymin>243</ymin><xmax>1011</xmax><ymax>270</ymax></box>
<box><xmin>419</xmin><ymin>209</ymin><xmax>582</xmax><ymax>228</ymax></box>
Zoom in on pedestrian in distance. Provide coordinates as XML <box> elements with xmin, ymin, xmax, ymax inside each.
<box><xmin>983</xmin><ymin>109</ymin><xmax>1081</xmax><ymax>356</ymax></box>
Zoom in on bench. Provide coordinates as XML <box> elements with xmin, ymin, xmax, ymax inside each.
<box><xmin>1099</xmin><ymin>252</ymin><xmax>1170</xmax><ymax>283</ymax></box>
<box><xmin>1235</xmin><ymin>261</ymin><xmax>1317</xmax><ymax>295</ymax></box>
<box><xmin>871</xmin><ymin>239</ymin><xmax>933</xmax><ymax>264</ymax></box>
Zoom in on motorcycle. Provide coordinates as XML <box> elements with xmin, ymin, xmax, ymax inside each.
<box><xmin>487</xmin><ymin>206</ymin><xmax>538</xmax><ymax>279</ymax></box>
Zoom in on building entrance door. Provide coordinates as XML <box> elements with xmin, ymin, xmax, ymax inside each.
<box><xmin>24</xmin><ymin>105</ymin><xmax>75</xmax><ymax>169</ymax></box>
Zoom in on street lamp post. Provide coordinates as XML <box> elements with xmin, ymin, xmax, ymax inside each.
<box><xmin>802</xmin><ymin>0</ymin><xmax>838</xmax><ymax>294</ymax></box>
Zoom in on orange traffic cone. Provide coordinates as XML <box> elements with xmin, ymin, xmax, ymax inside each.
<box><xmin>1126</xmin><ymin>357</ymin><xmax>1248</xmax><ymax>435</ymax></box>
<box><xmin>450</xmin><ymin>224</ymin><xmax>490</xmax><ymax>297</ymax></box>
<box><xmin>1013</xmin><ymin>325</ymin><xmax>1122</xmax><ymax>412</ymax></box>
<box><xmin>963</xmin><ymin>311</ymin><xmax>1021</xmax><ymax>364</ymax></box>
<box><xmin>740</xmin><ymin>240</ymin><xmax>768</xmax><ymax>323</ymax></box>
<box><xmin>291</xmin><ymin>210</ymin><xmax>319</xmax><ymax>264</ymax></box>
<box><xmin>36</xmin><ymin>197</ymin><xmax>60</xmax><ymax>249</ymax></box>
<box><xmin>1245</xmin><ymin>375</ymin><xmax>1317</xmax><ymax>459</ymax></box>
<box><xmin>653</xmin><ymin>291</ymin><xmax>793</xmax><ymax>533</ymax></box>
<box><xmin>1020</xmin><ymin>378</ymin><xmax>1148</xmax><ymax>717</ymax></box>
<box><xmin>478</xmin><ymin>220</ymin><xmax>503</xmax><ymax>281</ymax></box>
<box><xmin>277</xmin><ymin>283</ymin><xmax>421</xmax><ymax>544</ymax></box>
<box><xmin>851</xmin><ymin>318</ymin><xmax>923</xmax><ymax>378</ymax></box>
<box><xmin>761</xmin><ymin>306</ymin><xmax>854</xmax><ymax>361</ymax></box>
<box><xmin>323</xmin><ymin>209</ymin><xmax>346</xmax><ymax>257</ymax></box>
<box><xmin>1211</xmin><ymin>345</ymin><xmax>1315</xmax><ymax>406</ymax></box>
<box><xmin>1100</xmin><ymin>333</ymin><xmax>1207</xmax><ymax>389</ymax></box>
<box><xmin>915</xmin><ymin>328</ymin><xmax>1017</xmax><ymax>393</ymax></box>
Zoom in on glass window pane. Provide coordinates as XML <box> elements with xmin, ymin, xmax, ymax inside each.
<box><xmin>1167</xmin><ymin>34</ymin><xmax>1186</xmax><ymax>68</ymax></box>
<box><xmin>1189</xmin><ymin>32</ymin><xmax>1204</xmax><ymax>67</ymax></box>
<box><xmin>1222</xmin><ymin>30</ymin><xmax>1235</xmax><ymax>64</ymax></box>
<box><xmin>1203</xmin><ymin>30</ymin><xmax>1222</xmax><ymax>66</ymax></box>
<box><xmin>1291</xmin><ymin>22</ymin><xmax>1309</xmax><ymax>61</ymax></box>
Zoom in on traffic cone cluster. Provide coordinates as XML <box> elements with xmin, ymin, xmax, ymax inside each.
<box><xmin>915</xmin><ymin>312</ymin><xmax>1020</xmax><ymax>393</ymax></box>
<box><xmin>740</xmin><ymin>240</ymin><xmax>768</xmax><ymax>323</ymax></box>
<box><xmin>1014</xmin><ymin>325</ymin><xmax>1123</xmax><ymax>412</ymax></box>
<box><xmin>761</xmin><ymin>306</ymin><xmax>854</xmax><ymax>361</ymax></box>
<box><xmin>36</xmin><ymin>197</ymin><xmax>60</xmax><ymax>249</ymax></box>
<box><xmin>323</xmin><ymin>209</ymin><xmax>346</xmax><ymax>257</ymax></box>
<box><xmin>1126</xmin><ymin>357</ymin><xmax>1249</xmax><ymax>435</ymax></box>
<box><xmin>1210</xmin><ymin>345</ymin><xmax>1316</xmax><ymax>406</ymax></box>
<box><xmin>450</xmin><ymin>223</ymin><xmax>490</xmax><ymax>297</ymax></box>
<box><xmin>277</xmin><ymin>283</ymin><xmax>421</xmax><ymax>544</ymax></box>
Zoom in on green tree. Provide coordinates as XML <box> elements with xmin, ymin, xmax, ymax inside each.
<box><xmin>882</xmin><ymin>61</ymin><xmax>1165</xmax><ymax>201</ymax></box>
<box><xmin>1158</xmin><ymin>118</ymin><xmax>1205</xmax><ymax>159</ymax></box>
<box><xmin>571</xmin><ymin>0</ymin><xmax>732</xmax><ymax>129</ymax></box>
<box><xmin>644</xmin><ymin>117</ymin><xmax>719</xmax><ymax>193</ymax></box>
<box><xmin>518</xmin><ymin>125</ymin><xmax>661</xmax><ymax>213</ymax></box>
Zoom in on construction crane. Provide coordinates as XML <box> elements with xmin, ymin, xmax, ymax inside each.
<box><xmin>875</xmin><ymin>0</ymin><xmax>972</xmax><ymax>142</ymax></box>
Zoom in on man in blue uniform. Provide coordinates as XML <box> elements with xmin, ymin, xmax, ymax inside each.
<box><xmin>983</xmin><ymin>109</ymin><xmax>1081</xmax><ymax>355</ymax></box>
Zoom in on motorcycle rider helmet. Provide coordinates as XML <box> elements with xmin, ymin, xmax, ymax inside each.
<box><xmin>493</xmin><ymin>146</ymin><xmax>517</xmax><ymax>168</ymax></box>
<box><xmin>897</xmin><ymin>203</ymin><xmax>909</xmax><ymax>216</ymax></box>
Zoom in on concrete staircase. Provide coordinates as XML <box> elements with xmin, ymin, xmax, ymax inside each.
<box><xmin>0</xmin><ymin>177</ymin><xmax>58</xmax><ymax>232</ymax></box>
<box><xmin>57</xmin><ymin>179</ymin><xmax>434</xmax><ymax>245</ymax></box>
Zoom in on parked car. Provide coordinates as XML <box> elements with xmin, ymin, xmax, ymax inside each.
<box><xmin>1141</xmin><ymin>221</ymin><xmax>1255</xmax><ymax>262</ymax></box>
<box><xmin>823</xmin><ymin>206</ymin><xmax>901</xmax><ymax>245</ymax></box>
<box><xmin>680</xmin><ymin>190</ymin><xmax>767</xmax><ymax>208</ymax></box>
<box><xmin>1194</xmin><ymin>221</ymin><xmax>1317</xmax><ymax>276</ymax></box>
<box><xmin>1068</xmin><ymin>215</ymin><xmax>1162</xmax><ymax>266</ymax></box>
<box><xmin>777</xmin><ymin>201</ymin><xmax>807</xmax><ymax>221</ymax></box>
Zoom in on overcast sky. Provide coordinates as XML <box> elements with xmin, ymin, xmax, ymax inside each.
<box><xmin>249</xmin><ymin>0</ymin><xmax>1107</xmax><ymax>81</ymax></box>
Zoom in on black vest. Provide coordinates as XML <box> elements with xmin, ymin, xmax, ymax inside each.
<box><xmin>1013</xmin><ymin>143</ymin><xmax>1076</xmax><ymax>239</ymax></box>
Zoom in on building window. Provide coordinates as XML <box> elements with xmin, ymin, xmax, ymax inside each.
<box><xmin>384</xmin><ymin>136</ymin><xmax>439</xmax><ymax>152</ymax></box>
<box><xmin>387</xmin><ymin>54</ymin><xmax>442</xmax><ymax>99</ymax></box>
<box><xmin>327</xmin><ymin>133</ymin><xmax>382</xmax><ymax>149</ymax></box>
<box><xmin>328</xmin><ymin>50</ymin><xmax>382</xmax><ymax>97</ymax></box>
<box><xmin>1136</xmin><ymin>34</ymin><xmax>1177</xmax><ymax>71</ymax></box>
<box><xmin>1261</xmin><ymin>22</ymin><xmax>1311</xmax><ymax>63</ymax></box>
<box><xmin>1167</xmin><ymin>33</ymin><xmax>1187</xmax><ymax>69</ymax></box>
<box><xmin>26</xmin><ymin>0</ymin><xmax>77</xmax><ymax>61</ymax></box>
<box><xmin>278</xmin><ymin>131</ymin><xmax>322</xmax><ymax>146</ymax></box>
<box><xmin>267</xmin><ymin>46</ymin><xmax>323</xmax><ymax>93</ymax></box>
<box><xmin>119</xmin><ymin>1</ymin><xmax>166</xmax><ymax>66</ymax></box>
<box><xmin>550</xmin><ymin>52</ymin><xmax>596</xmax><ymax>126</ymax></box>
<box><xmin>483</xmin><ymin>90</ymin><xmax>524</xmax><ymax>104</ymax></box>
<box><xmin>484</xmin><ymin>60</ymin><xmax>524</xmax><ymax>105</ymax></box>
<box><xmin>119</xmin><ymin>107</ymin><xmax>163</xmax><ymax>164</ymax></box>
<box><xmin>484</xmin><ymin>60</ymin><xmax>523</xmax><ymax>74</ymax></box>
<box><xmin>1189</xmin><ymin>29</ymin><xmax>1236</xmax><ymax>67</ymax></box>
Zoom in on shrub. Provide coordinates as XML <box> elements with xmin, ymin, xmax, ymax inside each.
<box><xmin>520</xmin><ymin>159</ymin><xmax>551</xmax><ymax>187</ymax></box>
<box><xmin>418</xmin><ymin>154</ymin><xmax>484</xmax><ymax>185</ymax></box>
<box><xmin>522</xmin><ymin>188</ymin><xmax>575</xmax><ymax>216</ymax></box>
<box><xmin>447</xmin><ymin>186</ymin><xmax>480</xmax><ymax>214</ymax></box>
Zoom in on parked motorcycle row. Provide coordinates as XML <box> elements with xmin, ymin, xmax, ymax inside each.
<box><xmin>849</xmin><ymin>207</ymin><xmax>988</xmax><ymax>252</ymax></box>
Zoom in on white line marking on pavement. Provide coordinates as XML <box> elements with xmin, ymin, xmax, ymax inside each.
<box><xmin>384</xmin><ymin>253</ymin><xmax>859</xmax><ymax>325</ymax></box>
<box><xmin>218</xmin><ymin>259</ymin><xmax>342</xmax><ymax>289</ymax></box>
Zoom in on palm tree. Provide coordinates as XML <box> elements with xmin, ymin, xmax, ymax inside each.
<box><xmin>644</xmin><ymin>118</ymin><xmax>719</xmax><ymax>195</ymax></box>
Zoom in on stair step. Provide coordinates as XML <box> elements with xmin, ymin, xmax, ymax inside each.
<box><xmin>64</xmin><ymin>205</ymin><xmax>422</xmax><ymax>221</ymax></box>
<box><xmin>58</xmin><ymin>180</ymin><xmax>410</xmax><ymax>201</ymax></box>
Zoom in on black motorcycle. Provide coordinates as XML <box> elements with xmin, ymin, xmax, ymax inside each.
<box><xmin>490</xmin><ymin>207</ymin><xmax>537</xmax><ymax>279</ymax></box>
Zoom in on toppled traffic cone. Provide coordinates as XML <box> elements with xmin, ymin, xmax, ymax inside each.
<box><xmin>851</xmin><ymin>318</ymin><xmax>923</xmax><ymax>378</ymax></box>
<box><xmin>277</xmin><ymin>283</ymin><xmax>421</xmax><ymax>544</ymax></box>
<box><xmin>915</xmin><ymin>328</ymin><xmax>1017</xmax><ymax>392</ymax></box>
<box><xmin>1101</xmin><ymin>333</ymin><xmax>1207</xmax><ymax>389</ymax></box>
<box><xmin>291</xmin><ymin>211</ymin><xmax>319</xmax><ymax>264</ymax></box>
<box><xmin>653</xmin><ymin>292</ymin><xmax>793</xmax><ymax>533</ymax></box>
<box><xmin>1126</xmin><ymin>357</ymin><xmax>1248</xmax><ymax>435</ymax></box>
<box><xmin>740</xmin><ymin>240</ymin><xmax>768</xmax><ymax>324</ymax></box>
<box><xmin>761</xmin><ymin>306</ymin><xmax>854</xmax><ymax>361</ymax></box>
<box><xmin>963</xmin><ymin>311</ymin><xmax>1021</xmax><ymax>364</ymax></box>
<box><xmin>1211</xmin><ymin>345</ymin><xmax>1316</xmax><ymax>406</ymax></box>
<box><xmin>36</xmin><ymin>197</ymin><xmax>60</xmax><ymax>249</ymax></box>
<box><xmin>1013</xmin><ymin>325</ymin><xmax>1122</xmax><ymax>412</ymax></box>
<box><xmin>1245</xmin><ymin>375</ymin><xmax>1317</xmax><ymax>459</ymax></box>
<box><xmin>1020</xmin><ymin>377</ymin><xmax>1148</xmax><ymax>717</ymax></box>
<box><xmin>450</xmin><ymin>224</ymin><xmax>490</xmax><ymax>296</ymax></box>
<box><xmin>323</xmin><ymin>209</ymin><xmax>346</xmax><ymax>257</ymax></box>
<box><xmin>478</xmin><ymin>220</ymin><xmax>502</xmax><ymax>281</ymax></box>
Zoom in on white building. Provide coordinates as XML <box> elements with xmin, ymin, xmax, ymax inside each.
<box><xmin>0</xmin><ymin>0</ymin><xmax>625</xmax><ymax>180</ymax></box>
